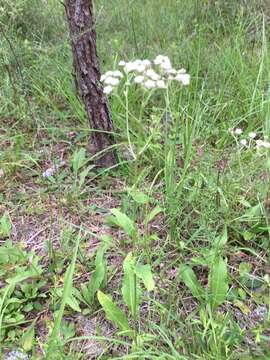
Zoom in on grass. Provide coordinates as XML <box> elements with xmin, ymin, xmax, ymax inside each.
<box><xmin>1</xmin><ymin>0</ymin><xmax>270</xmax><ymax>358</ymax></box>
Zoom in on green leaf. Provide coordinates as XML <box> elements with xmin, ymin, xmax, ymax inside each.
<box><xmin>84</xmin><ymin>242</ymin><xmax>109</xmax><ymax>305</ymax></box>
<box><xmin>72</xmin><ymin>148</ymin><xmax>87</xmax><ymax>174</ymax></box>
<box><xmin>144</xmin><ymin>206</ymin><xmax>163</xmax><ymax>227</ymax></box>
<box><xmin>128</xmin><ymin>189</ymin><xmax>149</xmax><ymax>204</ymax></box>
<box><xmin>47</xmin><ymin>232</ymin><xmax>81</xmax><ymax>353</ymax></box>
<box><xmin>21</xmin><ymin>320</ymin><xmax>36</xmax><ymax>352</ymax></box>
<box><xmin>209</xmin><ymin>257</ymin><xmax>228</xmax><ymax>309</ymax></box>
<box><xmin>213</xmin><ymin>227</ymin><xmax>227</xmax><ymax>251</ymax></box>
<box><xmin>97</xmin><ymin>291</ymin><xmax>131</xmax><ymax>335</ymax></box>
<box><xmin>66</xmin><ymin>293</ymin><xmax>81</xmax><ymax>313</ymax></box>
<box><xmin>244</xmin><ymin>204</ymin><xmax>262</xmax><ymax>221</ymax></box>
<box><xmin>179</xmin><ymin>265</ymin><xmax>205</xmax><ymax>302</ymax></box>
<box><xmin>122</xmin><ymin>253</ymin><xmax>141</xmax><ymax>318</ymax></box>
<box><xmin>0</xmin><ymin>212</ymin><xmax>11</xmax><ymax>239</ymax></box>
<box><xmin>110</xmin><ymin>208</ymin><xmax>136</xmax><ymax>237</ymax></box>
<box><xmin>134</xmin><ymin>264</ymin><xmax>155</xmax><ymax>291</ymax></box>
<box><xmin>79</xmin><ymin>165</ymin><xmax>95</xmax><ymax>188</ymax></box>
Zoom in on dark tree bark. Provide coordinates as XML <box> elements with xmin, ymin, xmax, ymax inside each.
<box><xmin>65</xmin><ymin>0</ymin><xmax>117</xmax><ymax>167</ymax></box>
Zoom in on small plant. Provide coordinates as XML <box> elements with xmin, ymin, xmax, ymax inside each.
<box><xmin>0</xmin><ymin>245</ymin><xmax>44</xmax><ymax>344</ymax></box>
<box><xmin>97</xmin><ymin>252</ymin><xmax>154</xmax><ymax>350</ymax></box>
<box><xmin>79</xmin><ymin>235</ymin><xmax>111</xmax><ymax>312</ymax></box>
<box><xmin>0</xmin><ymin>212</ymin><xmax>12</xmax><ymax>239</ymax></box>
<box><xmin>70</xmin><ymin>147</ymin><xmax>95</xmax><ymax>195</ymax></box>
<box><xmin>179</xmin><ymin>229</ymin><xmax>229</xmax><ymax>310</ymax></box>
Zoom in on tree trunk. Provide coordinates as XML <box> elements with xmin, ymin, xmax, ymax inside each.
<box><xmin>65</xmin><ymin>0</ymin><xmax>117</xmax><ymax>167</ymax></box>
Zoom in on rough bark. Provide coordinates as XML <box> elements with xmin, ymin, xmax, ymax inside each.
<box><xmin>65</xmin><ymin>0</ymin><xmax>117</xmax><ymax>167</ymax></box>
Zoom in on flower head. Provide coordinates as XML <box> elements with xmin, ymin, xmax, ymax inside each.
<box><xmin>144</xmin><ymin>79</ymin><xmax>156</xmax><ymax>89</ymax></box>
<box><xmin>145</xmin><ymin>69</ymin><xmax>160</xmax><ymax>81</ymax></box>
<box><xmin>103</xmin><ymin>85</ymin><xmax>113</xmax><ymax>94</ymax></box>
<box><xmin>234</xmin><ymin>128</ymin><xmax>243</xmax><ymax>135</ymax></box>
<box><xmin>248</xmin><ymin>132</ymin><xmax>256</xmax><ymax>139</ymax></box>
<box><xmin>240</xmin><ymin>139</ymin><xmax>247</xmax><ymax>146</ymax></box>
<box><xmin>119</xmin><ymin>60</ymin><xmax>126</xmax><ymax>66</ymax></box>
<box><xmin>175</xmin><ymin>73</ymin><xmax>190</xmax><ymax>86</ymax></box>
<box><xmin>156</xmin><ymin>79</ymin><xmax>166</xmax><ymax>89</ymax></box>
<box><xmin>134</xmin><ymin>75</ymin><xmax>145</xmax><ymax>84</ymax></box>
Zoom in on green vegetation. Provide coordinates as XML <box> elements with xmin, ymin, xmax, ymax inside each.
<box><xmin>1</xmin><ymin>0</ymin><xmax>270</xmax><ymax>358</ymax></box>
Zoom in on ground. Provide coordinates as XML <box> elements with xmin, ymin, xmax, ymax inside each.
<box><xmin>1</xmin><ymin>0</ymin><xmax>270</xmax><ymax>359</ymax></box>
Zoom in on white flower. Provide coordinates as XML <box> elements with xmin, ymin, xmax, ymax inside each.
<box><xmin>166</xmin><ymin>69</ymin><xmax>177</xmax><ymax>75</ymax></box>
<box><xmin>119</xmin><ymin>60</ymin><xmax>126</xmax><ymax>66</ymax></box>
<box><xmin>178</xmin><ymin>68</ymin><xmax>186</xmax><ymax>74</ymax></box>
<box><xmin>255</xmin><ymin>139</ymin><xmax>270</xmax><ymax>149</ymax></box>
<box><xmin>104</xmin><ymin>76</ymin><xmax>118</xmax><ymax>85</ymax></box>
<box><xmin>240</xmin><ymin>139</ymin><xmax>247</xmax><ymax>146</ymax></box>
<box><xmin>111</xmin><ymin>77</ymin><xmax>120</xmax><ymax>86</ymax></box>
<box><xmin>134</xmin><ymin>75</ymin><xmax>145</xmax><ymax>84</ymax></box>
<box><xmin>142</xmin><ymin>59</ymin><xmax>151</xmax><ymax>68</ymax></box>
<box><xmin>144</xmin><ymin>79</ymin><xmax>156</xmax><ymax>89</ymax></box>
<box><xmin>156</xmin><ymin>80</ymin><xmax>166</xmax><ymax>89</ymax></box>
<box><xmin>124</xmin><ymin>62</ymin><xmax>137</xmax><ymax>73</ymax></box>
<box><xmin>135</xmin><ymin>63</ymin><xmax>146</xmax><ymax>73</ymax></box>
<box><xmin>228</xmin><ymin>127</ymin><xmax>234</xmax><ymax>135</ymax></box>
<box><xmin>160</xmin><ymin>59</ymin><xmax>172</xmax><ymax>71</ymax></box>
<box><xmin>145</xmin><ymin>69</ymin><xmax>160</xmax><ymax>81</ymax></box>
<box><xmin>256</xmin><ymin>139</ymin><xmax>264</xmax><ymax>147</ymax></box>
<box><xmin>234</xmin><ymin>128</ymin><xmax>243</xmax><ymax>135</ymax></box>
<box><xmin>175</xmin><ymin>73</ymin><xmax>190</xmax><ymax>85</ymax></box>
<box><xmin>248</xmin><ymin>132</ymin><xmax>256</xmax><ymax>139</ymax></box>
<box><xmin>100</xmin><ymin>74</ymin><xmax>107</xmax><ymax>82</ymax></box>
<box><xmin>103</xmin><ymin>85</ymin><xmax>113</xmax><ymax>94</ymax></box>
<box><xmin>154</xmin><ymin>55</ymin><xmax>170</xmax><ymax>66</ymax></box>
<box><xmin>113</xmin><ymin>70</ymin><xmax>123</xmax><ymax>78</ymax></box>
<box><xmin>154</xmin><ymin>55</ymin><xmax>165</xmax><ymax>65</ymax></box>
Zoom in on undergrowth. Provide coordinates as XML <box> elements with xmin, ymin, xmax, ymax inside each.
<box><xmin>0</xmin><ymin>0</ymin><xmax>270</xmax><ymax>359</ymax></box>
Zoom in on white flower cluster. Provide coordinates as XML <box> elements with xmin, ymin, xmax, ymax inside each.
<box><xmin>100</xmin><ymin>70</ymin><xmax>124</xmax><ymax>95</ymax></box>
<box><xmin>100</xmin><ymin>55</ymin><xmax>190</xmax><ymax>94</ymax></box>
<box><xmin>229</xmin><ymin>128</ymin><xmax>270</xmax><ymax>150</ymax></box>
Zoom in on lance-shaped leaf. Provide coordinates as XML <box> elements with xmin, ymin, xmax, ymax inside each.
<box><xmin>208</xmin><ymin>257</ymin><xmax>228</xmax><ymax>309</ymax></box>
<box><xmin>144</xmin><ymin>206</ymin><xmax>163</xmax><ymax>227</ymax></box>
<box><xmin>179</xmin><ymin>264</ymin><xmax>205</xmax><ymax>302</ymax></box>
<box><xmin>122</xmin><ymin>253</ymin><xmax>141</xmax><ymax>318</ymax></box>
<box><xmin>97</xmin><ymin>291</ymin><xmax>131</xmax><ymax>335</ymax></box>
<box><xmin>134</xmin><ymin>264</ymin><xmax>155</xmax><ymax>291</ymax></box>
<box><xmin>85</xmin><ymin>242</ymin><xmax>109</xmax><ymax>305</ymax></box>
<box><xmin>109</xmin><ymin>208</ymin><xmax>136</xmax><ymax>237</ymax></box>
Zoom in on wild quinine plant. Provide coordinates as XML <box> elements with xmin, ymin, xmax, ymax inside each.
<box><xmin>229</xmin><ymin>127</ymin><xmax>270</xmax><ymax>150</ymax></box>
<box><xmin>100</xmin><ymin>55</ymin><xmax>190</xmax><ymax>94</ymax></box>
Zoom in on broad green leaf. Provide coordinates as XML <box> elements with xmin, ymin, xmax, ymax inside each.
<box><xmin>213</xmin><ymin>227</ymin><xmax>227</xmax><ymax>251</ymax></box>
<box><xmin>128</xmin><ymin>189</ymin><xmax>149</xmax><ymax>204</ymax></box>
<box><xmin>21</xmin><ymin>320</ymin><xmax>36</xmax><ymax>352</ymax></box>
<box><xmin>233</xmin><ymin>299</ymin><xmax>250</xmax><ymax>315</ymax></box>
<box><xmin>239</xmin><ymin>262</ymin><xmax>252</xmax><ymax>277</ymax></box>
<box><xmin>122</xmin><ymin>253</ymin><xmax>141</xmax><ymax>318</ymax></box>
<box><xmin>110</xmin><ymin>209</ymin><xmax>136</xmax><ymax>237</ymax></box>
<box><xmin>144</xmin><ymin>206</ymin><xmax>163</xmax><ymax>227</ymax></box>
<box><xmin>72</xmin><ymin>148</ymin><xmax>87</xmax><ymax>174</ymax></box>
<box><xmin>244</xmin><ymin>204</ymin><xmax>261</xmax><ymax>220</ymax></box>
<box><xmin>47</xmin><ymin>232</ymin><xmax>81</xmax><ymax>354</ymax></box>
<box><xmin>84</xmin><ymin>243</ymin><xmax>109</xmax><ymax>305</ymax></box>
<box><xmin>79</xmin><ymin>165</ymin><xmax>95</xmax><ymax>188</ymax></box>
<box><xmin>97</xmin><ymin>291</ymin><xmax>131</xmax><ymax>334</ymax></box>
<box><xmin>179</xmin><ymin>265</ymin><xmax>205</xmax><ymax>302</ymax></box>
<box><xmin>209</xmin><ymin>257</ymin><xmax>228</xmax><ymax>309</ymax></box>
<box><xmin>66</xmin><ymin>293</ymin><xmax>81</xmax><ymax>313</ymax></box>
<box><xmin>0</xmin><ymin>213</ymin><xmax>11</xmax><ymax>239</ymax></box>
<box><xmin>134</xmin><ymin>264</ymin><xmax>155</xmax><ymax>291</ymax></box>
